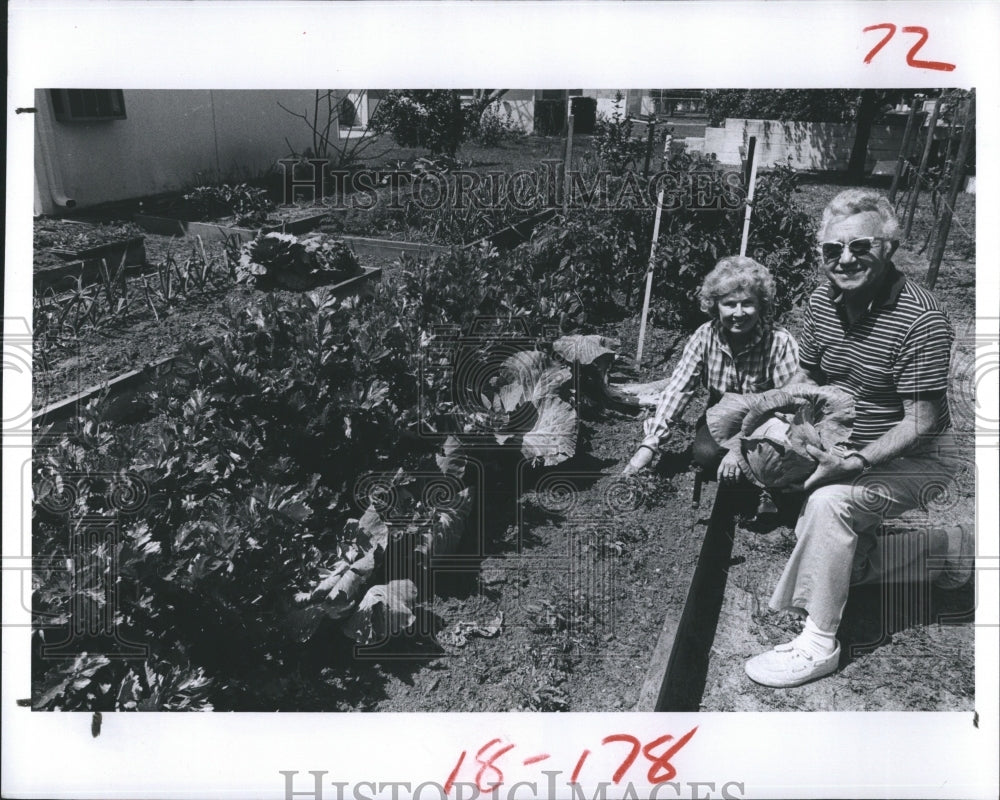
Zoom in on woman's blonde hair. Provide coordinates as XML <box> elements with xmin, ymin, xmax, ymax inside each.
<box><xmin>698</xmin><ymin>256</ymin><xmax>776</xmax><ymax>321</ymax></box>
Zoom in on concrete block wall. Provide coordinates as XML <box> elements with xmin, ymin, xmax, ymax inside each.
<box><xmin>701</xmin><ymin>118</ymin><xmax>905</xmax><ymax>172</ymax></box>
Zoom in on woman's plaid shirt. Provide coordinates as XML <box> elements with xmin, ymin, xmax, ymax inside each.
<box><xmin>641</xmin><ymin>320</ymin><xmax>800</xmax><ymax>450</ymax></box>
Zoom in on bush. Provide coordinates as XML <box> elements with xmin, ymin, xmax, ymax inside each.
<box><xmin>533</xmin><ymin>99</ymin><xmax>566</xmax><ymax>136</ymax></box>
<box><xmin>594</xmin><ymin>106</ymin><xmax>647</xmax><ymax>176</ymax></box>
<box><xmin>471</xmin><ymin>106</ymin><xmax>524</xmax><ymax>146</ymax></box>
<box><xmin>650</xmin><ymin>160</ymin><xmax>818</xmax><ymax>329</ymax></box>
<box><xmin>368</xmin><ymin>91</ymin><xmax>469</xmax><ymax>157</ymax></box>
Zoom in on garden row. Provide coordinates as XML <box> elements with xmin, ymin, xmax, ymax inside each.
<box><xmin>32</xmin><ymin>141</ymin><xmax>823</xmax><ymax>711</ymax></box>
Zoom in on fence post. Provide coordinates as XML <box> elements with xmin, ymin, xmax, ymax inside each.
<box><xmin>563</xmin><ymin>114</ymin><xmax>575</xmax><ymax>216</ymax></box>
<box><xmin>889</xmin><ymin>95</ymin><xmax>921</xmax><ymax>204</ymax></box>
<box><xmin>926</xmin><ymin>95</ymin><xmax>974</xmax><ymax>290</ymax></box>
<box><xmin>643</xmin><ymin>120</ymin><xmax>656</xmax><ymax>179</ymax></box>
<box><xmin>903</xmin><ymin>95</ymin><xmax>943</xmax><ymax>240</ymax></box>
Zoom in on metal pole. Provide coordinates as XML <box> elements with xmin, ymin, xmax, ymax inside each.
<box><xmin>563</xmin><ymin>114</ymin><xmax>575</xmax><ymax>216</ymax></box>
<box><xmin>903</xmin><ymin>95</ymin><xmax>943</xmax><ymax>240</ymax></box>
<box><xmin>636</xmin><ymin>134</ymin><xmax>672</xmax><ymax>367</ymax></box>
<box><xmin>739</xmin><ymin>139</ymin><xmax>760</xmax><ymax>257</ymax></box>
<box><xmin>926</xmin><ymin>95</ymin><xmax>974</xmax><ymax>290</ymax></box>
<box><xmin>889</xmin><ymin>95</ymin><xmax>921</xmax><ymax>204</ymax></box>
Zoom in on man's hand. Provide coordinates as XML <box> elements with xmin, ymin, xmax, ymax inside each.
<box><xmin>716</xmin><ymin>450</ymin><xmax>744</xmax><ymax>484</ymax></box>
<box><xmin>801</xmin><ymin>444</ymin><xmax>863</xmax><ymax>490</ymax></box>
<box><xmin>623</xmin><ymin>446</ymin><xmax>654</xmax><ymax>475</ymax></box>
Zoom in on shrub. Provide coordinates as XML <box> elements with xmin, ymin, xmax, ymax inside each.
<box><xmin>368</xmin><ymin>91</ymin><xmax>468</xmax><ymax>157</ymax></box>
<box><xmin>701</xmin><ymin>89</ymin><xmax>860</xmax><ymax>127</ymax></box>
<box><xmin>650</xmin><ymin>158</ymin><xmax>818</xmax><ymax>330</ymax></box>
<box><xmin>594</xmin><ymin>100</ymin><xmax>647</xmax><ymax>176</ymax></box>
<box><xmin>471</xmin><ymin>105</ymin><xmax>523</xmax><ymax>147</ymax></box>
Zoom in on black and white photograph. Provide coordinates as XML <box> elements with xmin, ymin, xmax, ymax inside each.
<box><xmin>4</xmin><ymin>4</ymin><xmax>998</xmax><ymax>800</ymax></box>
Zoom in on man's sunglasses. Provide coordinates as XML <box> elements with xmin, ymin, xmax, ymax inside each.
<box><xmin>818</xmin><ymin>237</ymin><xmax>888</xmax><ymax>262</ymax></box>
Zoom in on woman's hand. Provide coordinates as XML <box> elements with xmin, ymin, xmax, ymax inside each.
<box><xmin>716</xmin><ymin>450</ymin><xmax>743</xmax><ymax>483</ymax></box>
<box><xmin>623</xmin><ymin>446</ymin><xmax>655</xmax><ymax>475</ymax></box>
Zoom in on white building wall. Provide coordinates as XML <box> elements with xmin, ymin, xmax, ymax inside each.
<box><xmin>34</xmin><ymin>89</ymin><xmax>344</xmax><ymax>214</ymax></box>
<box><xmin>701</xmin><ymin>117</ymin><xmax>905</xmax><ymax>171</ymax></box>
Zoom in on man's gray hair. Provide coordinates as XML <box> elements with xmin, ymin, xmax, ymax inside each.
<box><xmin>819</xmin><ymin>189</ymin><xmax>900</xmax><ymax>241</ymax></box>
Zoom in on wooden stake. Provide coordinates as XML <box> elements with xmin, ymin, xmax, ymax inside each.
<box><xmin>739</xmin><ymin>137</ymin><xmax>759</xmax><ymax>257</ymax></box>
<box><xmin>903</xmin><ymin>95</ymin><xmax>943</xmax><ymax>240</ymax></box>
<box><xmin>889</xmin><ymin>96</ymin><xmax>921</xmax><ymax>204</ymax></box>
<box><xmin>926</xmin><ymin>94</ymin><xmax>974</xmax><ymax>290</ymax></box>
<box><xmin>563</xmin><ymin>114</ymin><xmax>575</xmax><ymax>216</ymax></box>
<box><xmin>635</xmin><ymin>134</ymin><xmax>672</xmax><ymax>367</ymax></box>
<box><xmin>742</xmin><ymin>135</ymin><xmax>757</xmax><ymax>194</ymax></box>
<box><xmin>643</xmin><ymin>120</ymin><xmax>656</xmax><ymax>179</ymax></box>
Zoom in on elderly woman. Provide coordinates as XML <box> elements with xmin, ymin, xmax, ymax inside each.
<box><xmin>624</xmin><ymin>255</ymin><xmax>799</xmax><ymax>484</ymax></box>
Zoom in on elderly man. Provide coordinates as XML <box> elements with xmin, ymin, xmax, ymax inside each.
<box><xmin>745</xmin><ymin>188</ymin><xmax>971</xmax><ymax>688</ymax></box>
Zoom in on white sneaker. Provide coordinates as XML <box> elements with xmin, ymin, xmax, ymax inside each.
<box><xmin>745</xmin><ymin>641</ymin><xmax>840</xmax><ymax>688</ymax></box>
<box><xmin>933</xmin><ymin>524</ymin><xmax>974</xmax><ymax>590</ymax></box>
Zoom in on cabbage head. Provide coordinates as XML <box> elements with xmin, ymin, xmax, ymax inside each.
<box><xmin>705</xmin><ymin>386</ymin><xmax>856</xmax><ymax>489</ymax></box>
<box><xmin>741</xmin><ymin>408</ymin><xmax>822</xmax><ymax>489</ymax></box>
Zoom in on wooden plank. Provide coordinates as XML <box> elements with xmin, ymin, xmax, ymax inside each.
<box><xmin>339</xmin><ymin>236</ymin><xmax>450</xmax><ymax>260</ymax></box>
<box><xmin>634</xmin><ymin>482</ymin><xmax>740</xmax><ymax>711</ymax></box>
<box><xmin>133</xmin><ymin>212</ymin><xmax>329</xmax><ymax>243</ymax></box>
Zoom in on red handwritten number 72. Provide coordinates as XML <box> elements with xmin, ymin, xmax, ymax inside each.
<box><xmin>863</xmin><ymin>23</ymin><xmax>956</xmax><ymax>71</ymax></box>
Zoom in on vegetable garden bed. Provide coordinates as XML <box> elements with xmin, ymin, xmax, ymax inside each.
<box><xmin>34</xmin><ymin>218</ymin><xmax>147</xmax><ymax>292</ymax></box>
<box><xmin>133</xmin><ymin>209</ymin><xmax>331</xmax><ymax>243</ymax></box>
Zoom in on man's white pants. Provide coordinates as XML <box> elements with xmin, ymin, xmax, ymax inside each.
<box><xmin>769</xmin><ymin>434</ymin><xmax>964</xmax><ymax>632</ymax></box>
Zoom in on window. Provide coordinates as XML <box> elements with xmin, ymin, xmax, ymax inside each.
<box><xmin>338</xmin><ymin>97</ymin><xmax>358</xmax><ymax>128</ymax></box>
<box><xmin>338</xmin><ymin>91</ymin><xmax>369</xmax><ymax>137</ymax></box>
<box><xmin>50</xmin><ymin>89</ymin><xmax>126</xmax><ymax>122</ymax></box>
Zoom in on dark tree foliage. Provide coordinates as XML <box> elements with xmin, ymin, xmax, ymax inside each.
<box><xmin>701</xmin><ymin>90</ymin><xmax>863</xmax><ymax>126</ymax></box>
<box><xmin>368</xmin><ymin>90</ymin><xmax>508</xmax><ymax>157</ymax></box>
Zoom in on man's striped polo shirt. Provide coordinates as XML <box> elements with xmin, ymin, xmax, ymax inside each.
<box><xmin>798</xmin><ymin>265</ymin><xmax>953</xmax><ymax>446</ymax></box>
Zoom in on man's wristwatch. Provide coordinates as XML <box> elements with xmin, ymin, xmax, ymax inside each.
<box><xmin>847</xmin><ymin>452</ymin><xmax>873</xmax><ymax>474</ymax></box>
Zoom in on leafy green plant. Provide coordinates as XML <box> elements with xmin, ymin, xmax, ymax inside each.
<box><xmin>236</xmin><ymin>232</ymin><xmax>362</xmax><ymax>288</ymax></box>
<box><xmin>33</xmin><ymin>287</ymin><xmax>421</xmax><ymax>709</ymax></box>
<box><xmin>648</xmin><ymin>157</ymin><xmax>818</xmax><ymax>329</ymax></box>
<box><xmin>594</xmin><ymin>96</ymin><xmax>647</xmax><ymax>176</ymax></box>
<box><xmin>182</xmin><ymin>184</ymin><xmax>274</xmax><ymax>227</ymax></box>
<box><xmin>470</xmin><ymin>105</ymin><xmax>523</xmax><ymax>146</ymax></box>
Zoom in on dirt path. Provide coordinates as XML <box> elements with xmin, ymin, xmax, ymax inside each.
<box><xmin>361</xmin><ymin>415</ymin><xmax>712</xmax><ymax>712</ymax></box>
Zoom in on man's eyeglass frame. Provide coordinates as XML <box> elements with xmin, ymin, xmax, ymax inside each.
<box><xmin>818</xmin><ymin>237</ymin><xmax>894</xmax><ymax>262</ymax></box>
